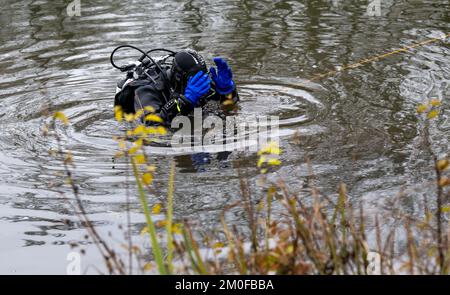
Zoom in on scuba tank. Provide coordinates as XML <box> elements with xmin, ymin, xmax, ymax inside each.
<box><xmin>115</xmin><ymin>55</ymin><xmax>172</xmax><ymax>95</ymax></box>
<box><xmin>111</xmin><ymin>46</ymin><xmax>216</xmax><ymax>118</ymax></box>
<box><xmin>110</xmin><ymin>46</ymin><xmax>176</xmax><ymax>113</ymax></box>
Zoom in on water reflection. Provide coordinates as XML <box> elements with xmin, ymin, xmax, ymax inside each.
<box><xmin>176</xmin><ymin>151</ymin><xmax>233</xmax><ymax>173</ymax></box>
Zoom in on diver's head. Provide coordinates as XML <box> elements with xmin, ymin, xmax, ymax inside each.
<box><xmin>169</xmin><ymin>49</ymin><xmax>207</xmax><ymax>91</ymax></box>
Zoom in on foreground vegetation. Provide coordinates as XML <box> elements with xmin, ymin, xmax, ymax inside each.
<box><xmin>44</xmin><ymin>100</ymin><xmax>449</xmax><ymax>275</ymax></box>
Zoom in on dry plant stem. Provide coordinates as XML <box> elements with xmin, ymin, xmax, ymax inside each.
<box><xmin>264</xmin><ymin>186</ymin><xmax>273</xmax><ymax>254</ymax></box>
<box><xmin>166</xmin><ymin>160</ymin><xmax>175</xmax><ymax>274</ymax></box>
<box><xmin>52</xmin><ymin>121</ymin><xmax>125</xmax><ymax>274</ymax></box>
<box><xmin>358</xmin><ymin>202</ymin><xmax>368</xmax><ymax>274</ymax></box>
<box><xmin>280</xmin><ymin>184</ymin><xmax>325</xmax><ymax>274</ymax></box>
<box><xmin>424</xmin><ymin>115</ymin><xmax>446</xmax><ymax>273</ymax></box>
<box><xmin>125</xmin><ymin>153</ymin><xmax>133</xmax><ymax>274</ymax></box>
<box><xmin>433</xmin><ymin>155</ymin><xmax>445</xmax><ymax>273</ymax></box>
<box><xmin>220</xmin><ymin>213</ymin><xmax>243</xmax><ymax>274</ymax></box>
<box><xmin>182</xmin><ymin>221</ymin><xmax>208</xmax><ymax>274</ymax></box>
<box><xmin>405</xmin><ymin>219</ymin><xmax>415</xmax><ymax>274</ymax></box>
<box><xmin>237</xmin><ymin>167</ymin><xmax>258</xmax><ymax>254</ymax></box>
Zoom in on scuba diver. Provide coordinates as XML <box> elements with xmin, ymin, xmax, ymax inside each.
<box><xmin>112</xmin><ymin>46</ymin><xmax>239</xmax><ymax>126</ymax></box>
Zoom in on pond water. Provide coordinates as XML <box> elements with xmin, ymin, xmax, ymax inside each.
<box><xmin>0</xmin><ymin>0</ymin><xmax>449</xmax><ymax>274</ymax></box>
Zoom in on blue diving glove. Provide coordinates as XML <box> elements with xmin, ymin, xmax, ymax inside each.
<box><xmin>209</xmin><ymin>57</ymin><xmax>235</xmax><ymax>95</ymax></box>
<box><xmin>184</xmin><ymin>71</ymin><xmax>211</xmax><ymax>106</ymax></box>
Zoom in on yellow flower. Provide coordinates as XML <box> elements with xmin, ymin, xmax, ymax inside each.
<box><xmin>145</xmin><ymin>127</ymin><xmax>156</xmax><ymax>135</ymax></box>
<box><xmin>258</xmin><ymin>141</ymin><xmax>281</xmax><ymax>156</ymax></box>
<box><xmin>114</xmin><ymin>106</ymin><xmax>123</xmax><ymax>122</ymax></box>
<box><xmin>134</xmin><ymin>109</ymin><xmax>144</xmax><ymax>121</ymax></box>
<box><xmin>257</xmin><ymin>155</ymin><xmax>266</xmax><ymax>168</ymax></box>
<box><xmin>437</xmin><ymin>159</ymin><xmax>449</xmax><ymax>171</ymax></box>
<box><xmin>267</xmin><ymin>158</ymin><xmax>281</xmax><ymax>166</ymax></box>
<box><xmin>222</xmin><ymin>99</ymin><xmax>234</xmax><ymax>106</ymax></box>
<box><xmin>430</xmin><ymin>99</ymin><xmax>441</xmax><ymax>107</ymax></box>
<box><xmin>142</xmin><ymin>173</ymin><xmax>153</xmax><ymax>185</ymax></box>
<box><xmin>134</xmin><ymin>138</ymin><xmax>143</xmax><ymax>148</ymax></box>
<box><xmin>257</xmin><ymin>141</ymin><xmax>282</xmax><ymax>172</ymax></box>
<box><xmin>172</xmin><ymin>223</ymin><xmax>183</xmax><ymax>235</ymax></box>
<box><xmin>156</xmin><ymin>220</ymin><xmax>167</xmax><ymax>228</ymax></box>
<box><xmin>152</xmin><ymin>203</ymin><xmax>162</xmax><ymax>214</ymax></box>
<box><xmin>416</xmin><ymin>104</ymin><xmax>428</xmax><ymax>114</ymax></box>
<box><xmin>124</xmin><ymin>113</ymin><xmax>135</xmax><ymax>122</ymax></box>
<box><xmin>157</xmin><ymin>126</ymin><xmax>167</xmax><ymax>135</ymax></box>
<box><xmin>133</xmin><ymin>125</ymin><xmax>146</xmax><ymax>136</ymax></box>
<box><xmin>134</xmin><ymin>154</ymin><xmax>146</xmax><ymax>165</ymax></box>
<box><xmin>128</xmin><ymin>146</ymin><xmax>139</xmax><ymax>155</ymax></box>
<box><xmin>53</xmin><ymin>111</ymin><xmax>69</xmax><ymax>125</ymax></box>
<box><xmin>427</xmin><ymin>109</ymin><xmax>439</xmax><ymax>119</ymax></box>
<box><xmin>144</xmin><ymin>106</ymin><xmax>155</xmax><ymax>113</ymax></box>
<box><xmin>144</xmin><ymin>114</ymin><xmax>163</xmax><ymax>123</ymax></box>
<box><xmin>213</xmin><ymin>242</ymin><xmax>224</xmax><ymax>249</ymax></box>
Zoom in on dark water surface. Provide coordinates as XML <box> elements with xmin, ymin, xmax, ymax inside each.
<box><xmin>0</xmin><ymin>0</ymin><xmax>449</xmax><ymax>273</ymax></box>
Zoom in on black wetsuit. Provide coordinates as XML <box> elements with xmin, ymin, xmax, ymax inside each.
<box><xmin>114</xmin><ymin>66</ymin><xmax>239</xmax><ymax>126</ymax></box>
